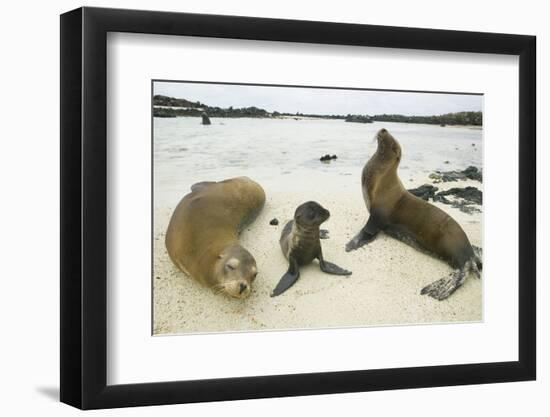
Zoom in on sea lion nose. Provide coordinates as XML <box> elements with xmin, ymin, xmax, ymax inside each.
<box><xmin>239</xmin><ymin>283</ymin><xmax>248</xmax><ymax>294</ymax></box>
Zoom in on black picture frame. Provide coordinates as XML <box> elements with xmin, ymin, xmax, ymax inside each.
<box><xmin>60</xmin><ymin>6</ymin><xmax>536</xmax><ymax>410</ymax></box>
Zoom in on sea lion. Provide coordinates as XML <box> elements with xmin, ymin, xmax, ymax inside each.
<box><xmin>165</xmin><ymin>177</ymin><xmax>265</xmax><ymax>299</ymax></box>
<box><xmin>271</xmin><ymin>201</ymin><xmax>351</xmax><ymax>297</ymax></box>
<box><xmin>346</xmin><ymin>129</ymin><xmax>482</xmax><ymax>300</ymax></box>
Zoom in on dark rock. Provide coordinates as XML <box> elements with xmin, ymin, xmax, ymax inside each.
<box><xmin>444</xmin><ymin>160</ymin><xmax>450</xmax><ymax>164</ymax></box>
<box><xmin>435</xmin><ymin>186</ymin><xmax>482</xmax><ymax>205</ymax></box>
<box><xmin>153</xmin><ymin>107</ymin><xmax>177</xmax><ymax>118</ymax></box>
<box><xmin>409</xmin><ymin>184</ymin><xmax>482</xmax><ymax>215</ymax></box>
<box><xmin>345</xmin><ymin>114</ymin><xmax>373</xmax><ymax>123</ymax></box>
<box><xmin>269</xmin><ymin>218</ymin><xmax>279</xmax><ymax>226</ymax></box>
<box><xmin>429</xmin><ymin>166</ymin><xmax>482</xmax><ymax>182</ymax></box>
<box><xmin>462</xmin><ymin>166</ymin><xmax>483</xmax><ymax>181</ymax></box>
<box><xmin>408</xmin><ymin>184</ymin><xmax>438</xmax><ymax>201</ymax></box>
<box><xmin>201</xmin><ymin>112</ymin><xmax>211</xmax><ymax>125</ymax></box>
<box><xmin>320</xmin><ymin>154</ymin><xmax>338</xmax><ymax>162</ymax></box>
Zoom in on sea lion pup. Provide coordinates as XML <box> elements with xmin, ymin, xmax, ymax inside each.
<box><xmin>165</xmin><ymin>177</ymin><xmax>265</xmax><ymax>299</ymax></box>
<box><xmin>271</xmin><ymin>201</ymin><xmax>352</xmax><ymax>297</ymax></box>
<box><xmin>346</xmin><ymin>129</ymin><xmax>482</xmax><ymax>300</ymax></box>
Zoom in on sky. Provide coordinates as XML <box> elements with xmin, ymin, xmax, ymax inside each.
<box><xmin>154</xmin><ymin>81</ymin><xmax>482</xmax><ymax>116</ymax></box>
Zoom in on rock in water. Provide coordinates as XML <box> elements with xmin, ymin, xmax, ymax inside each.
<box><xmin>320</xmin><ymin>154</ymin><xmax>338</xmax><ymax>162</ymax></box>
<box><xmin>201</xmin><ymin>112</ymin><xmax>211</xmax><ymax>125</ymax></box>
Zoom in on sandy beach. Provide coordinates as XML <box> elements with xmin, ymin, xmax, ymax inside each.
<box><xmin>153</xmin><ymin>171</ymin><xmax>482</xmax><ymax>335</ymax></box>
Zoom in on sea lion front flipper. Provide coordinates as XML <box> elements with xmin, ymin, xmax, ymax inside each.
<box><xmin>345</xmin><ymin>214</ymin><xmax>381</xmax><ymax>252</ymax></box>
<box><xmin>318</xmin><ymin>252</ymin><xmax>352</xmax><ymax>276</ymax></box>
<box><xmin>270</xmin><ymin>256</ymin><xmax>300</xmax><ymax>297</ymax></box>
<box><xmin>319</xmin><ymin>229</ymin><xmax>330</xmax><ymax>239</ymax></box>
<box><xmin>190</xmin><ymin>181</ymin><xmax>216</xmax><ymax>192</ymax></box>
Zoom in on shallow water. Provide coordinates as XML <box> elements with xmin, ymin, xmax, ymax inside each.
<box><xmin>153</xmin><ymin>117</ymin><xmax>482</xmax><ymax>207</ymax></box>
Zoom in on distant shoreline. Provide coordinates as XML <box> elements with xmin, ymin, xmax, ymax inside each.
<box><xmin>154</xmin><ymin>111</ymin><xmax>482</xmax><ymax>128</ymax></box>
<box><xmin>153</xmin><ymin>94</ymin><xmax>483</xmax><ymax>126</ymax></box>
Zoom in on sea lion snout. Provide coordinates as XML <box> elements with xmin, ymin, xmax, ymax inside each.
<box><xmin>374</xmin><ymin>128</ymin><xmax>401</xmax><ymax>162</ymax></box>
<box><xmin>217</xmin><ymin>246</ymin><xmax>257</xmax><ymax>298</ymax></box>
<box><xmin>222</xmin><ymin>279</ymin><xmax>252</xmax><ymax>299</ymax></box>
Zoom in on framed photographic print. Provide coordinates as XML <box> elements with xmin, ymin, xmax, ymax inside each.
<box><xmin>60</xmin><ymin>6</ymin><xmax>536</xmax><ymax>410</ymax></box>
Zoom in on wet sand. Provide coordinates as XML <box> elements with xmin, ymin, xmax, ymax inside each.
<box><xmin>153</xmin><ymin>172</ymin><xmax>482</xmax><ymax>335</ymax></box>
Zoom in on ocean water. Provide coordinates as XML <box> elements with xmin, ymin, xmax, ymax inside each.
<box><xmin>153</xmin><ymin>117</ymin><xmax>482</xmax><ymax>207</ymax></box>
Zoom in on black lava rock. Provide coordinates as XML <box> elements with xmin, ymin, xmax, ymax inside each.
<box><xmin>320</xmin><ymin>154</ymin><xmax>338</xmax><ymax>162</ymax></box>
<box><xmin>408</xmin><ymin>184</ymin><xmax>439</xmax><ymax>201</ymax></box>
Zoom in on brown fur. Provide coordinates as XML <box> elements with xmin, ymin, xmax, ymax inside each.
<box><xmin>348</xmin><ymin>129</ymin><xmax>480</xmax><ymax>300</ymax></box>
<box><xmin>362</xmin><ymin>129</ymin><xmax>474</xmax><ymax>267</ymax></box>
<box><xmin>165</xmin><ymin>177</ymin><xmax>265</xmax><ymax>298</ymax></box>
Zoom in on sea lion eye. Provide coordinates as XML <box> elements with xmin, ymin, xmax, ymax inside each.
<box><xmin>225</xmin><ymin>258</ymin><xmax>240</xmax><ymax>271</ymax></box>
<box><xmin>252</xmin><ymin>272</ymin><xmax>258</xmax><ymax>280</ymax></box>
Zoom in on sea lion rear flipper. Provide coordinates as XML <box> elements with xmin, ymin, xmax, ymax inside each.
<box><xmin>421</xmin><ymin>259</ymin><xmax>480</xmax><ymax>300</ymax></box>
<box><xmin>472</xmin><ymin>245</ymin><xmax>483</xmax><ymax>270</ymax></box>
<box><xmin>271</xmin><ymin>256</ymin><xmax>300</xmax><ymax>297</ymax></box>
<box><xmin>191</xmin><ymin>181</ymin><xmax>215</xmax><ymax>192</ymax></box>
<box><xmin>345</xmin><ymin>214</ymin><xmax>381</xmax><ymax>252</ymax></box>
<box><xmin>318</xmin><ymin>252</ymin><xmax>352</xmax><ymax>276</ymax></box>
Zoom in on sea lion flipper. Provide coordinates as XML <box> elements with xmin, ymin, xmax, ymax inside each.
<box><xmin>472</xmin><ymin>245</ymin><xmax>483</xmax><ymax>271</ymax></box>
<box><xmin>190</xmin><ymin>181</ymin><xmax>215</xmax><ymax>192</ymax></box>
<box><xmin>319</xmin><ymin>229</ymin><xmax>330</xmax><ymax>239</ymax></box>
<box><xmin>319</xmin><ymin>260</ymin><xmax>352</xmax><ymax>276</ymax></box>
<box><xmin>271</xmin><ymin>256</ymin><xmax>300</xmax><ymax>297</ymax></box>
<box><xmin>318</xmin><ymin>252</ymin><xmax>352</xmax><ymax>276</ymax></box>
<box><xmin>421</xmin><ymin>259</ymin><xmax>479</xmax><ymax>300</ymax></box>
<box><xmin>345</xmin><ymin>215</ymin><xmax>380</xmax><ymax>252</ymax></box>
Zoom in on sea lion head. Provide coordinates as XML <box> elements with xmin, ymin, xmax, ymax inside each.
<box><xmin>213</xmin><ymin>244</ymin><xmax>257</xmax><ymax>299</ymax></box>
<box><xmin>374</xmin><ymin>128</ymin><xmax>402</xmax><ymax>167</ymax></box>
<box><xmin>294</xmin><ymin>201</ymin><xmax>330</xmax><ymax>227</ymax></box>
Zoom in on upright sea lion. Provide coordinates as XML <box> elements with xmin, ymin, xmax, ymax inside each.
<box><xmin>165</xmin><ymin>177</ymin><xmax>265</xmax><ymax>299</ymax></box>
<box><xmin>346</xmin><ymin>129</ymin><xmax>482</xmax><ymax>300</ymax></box>
<box><xmin>271</xmin><ymin>201</ymin><xmax>351</xmax><ymax>297</ymax></box>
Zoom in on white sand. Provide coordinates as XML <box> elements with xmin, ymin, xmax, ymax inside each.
<box><xmin>153</xmin><ymin>172</ymin><xmax>482</xmax><ymax>335</ymax></box>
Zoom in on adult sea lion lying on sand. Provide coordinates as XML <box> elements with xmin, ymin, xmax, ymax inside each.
<box><xmin>346</xmin><ymin>129</ymin><xmax>482</xmax><ymax>300</ymax></box>
<box><xmin>166</xmin><ymin>177</ymin><xmax>265</xmax><ymax>299</ymax></box>
<box><xmin>271</xmin><ymin>201</ymin><xmax>352</xmax><ymax>297</ymax></box>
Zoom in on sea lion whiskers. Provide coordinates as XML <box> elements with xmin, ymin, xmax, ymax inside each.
<box><xmin>211</xmin><ymin>283</ymin><xmax>226</xmax><ymax>295</ymax></box>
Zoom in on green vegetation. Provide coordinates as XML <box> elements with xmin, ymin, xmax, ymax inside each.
<box><xmin>153</xmin><ymin>95</ymin><xmax>204</xmax><ymax>108</ymax></box>
<box><xmin>370</xmin><ymin>111</ymin><xmax>482</xmax><ymax>126</ymax></box>
<box><xmin>152</xmin><ymin>95</ymin><xmax>482</xmax><ymax>126</ymax></box>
